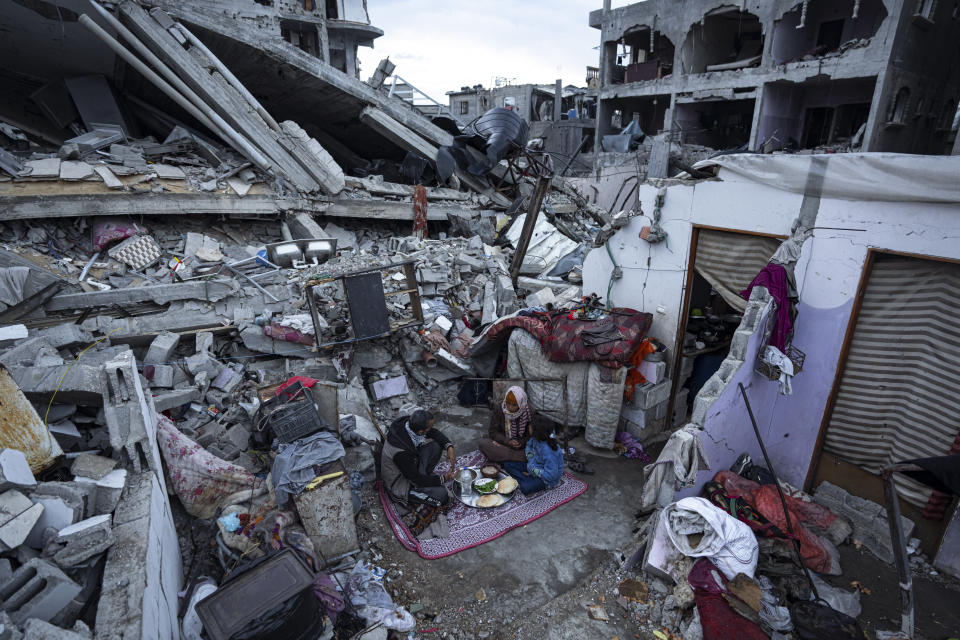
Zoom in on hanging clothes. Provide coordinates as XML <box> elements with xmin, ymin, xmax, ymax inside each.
<box><xmin>740</xmin><ymin>263</ymin><xmax>796</xmax><ymax>350</ymax></box>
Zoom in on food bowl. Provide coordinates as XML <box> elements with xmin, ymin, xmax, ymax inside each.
<box><xmin>480</xmin><ymin>464</ymin><xmax>500</xmax><ymax>479</ymax></box>
<box><xmin>472</xmin><ymin>478</ymin><xmax>498</xmax><ymax>494</ymax></box>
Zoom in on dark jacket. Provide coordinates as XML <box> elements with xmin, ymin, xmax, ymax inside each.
<box><xmin>384</xmin><ymin>416</ymin><xmax>451</xmax><ymax>489</ymax></box>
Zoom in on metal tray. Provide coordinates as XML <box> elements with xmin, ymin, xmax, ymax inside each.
<box><xmin>455</xmin><ymin>466</ymin><xmax>518</xmax><ymax>509</ymax></box>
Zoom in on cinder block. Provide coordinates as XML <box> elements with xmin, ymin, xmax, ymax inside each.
<box><xmin>0</xmin><ymin>558</ymin><xmax>82</xmax><ymax>624</ymax></box>
<box><xmin>221</xmin><ymin>424</ymin><xmax>250</xmax><ymax>452</ymax></box>
<box><xmin>151</xmin><ymin>387</ymin><xmax>201</xmax><ymax>412</ymax></box>
<box><xmin>813</xmin><ymin>481</ymin><xmax>913</xmax><ymax>565</ymax></box>
<box><xmin>146</xmin><ymin>364</ymin><xmax>175</xmax><ymax>389</ymax></box>
<box><xmin>72</xmin><ymin>470</ymin><xmax>126</xmax><ymax>517</ymax></box>
<box><xmin>620</xmin><ymin>404</ymin><xmax>667</xmax><ymax>442</ymax></box>
<box><xmin>101</xmin><ymin>351</ymin><xmax>161</xmax><ymax>475</ymax></box>
<box><xmin>638</xmin><ymin>359</ymin><xmax>667</xmax><ymax>384</ymax></box>
<box><xmin>0</xmin><ymin>449</ymin><xmax>36</xmax><ymax>492</ymax></box>
<box><xmin>294</xmin><ymin>471</ymin><xmax>358</xmax><ymax>560</ymax></box>
<box><xmin>37</xmin><ymin>325</ymin><xmax>93</xmax><ymax>349</ymax></box>
<box><xmin>0</xmin><ymin>490</ymin><xmax>45</xmax><ymax>551</ymax></box>
<box><xmin>630</xmin><ymin>380</ymin><xmax>671</xmax><ymax>410</ymax></box>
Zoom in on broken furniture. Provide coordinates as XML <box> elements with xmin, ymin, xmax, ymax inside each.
<box><xmin>305</xmin><ymin>260</ymin><xmax>424</xmax><ymax>348</ymax></box>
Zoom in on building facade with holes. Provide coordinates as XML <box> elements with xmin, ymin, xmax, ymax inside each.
<box><xmin>589</xmin><ymin>0</ymin><xmax>960</xmax><ymax>155</ymax></box>
<box><xmin>579</xmin><ymin>152</ymin><xmax>960</xmax><ymax>579</ymax></box>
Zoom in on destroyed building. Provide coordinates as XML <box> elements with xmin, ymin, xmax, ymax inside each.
<box><xmin>590</xmin><ymin>0</ymin><xmax>960</xmax><ymax>154</ymax></box>
<box><xmin>1</xmin><ymin>0</ymin><xmax>960</xmax><ymax>639</ymax></box>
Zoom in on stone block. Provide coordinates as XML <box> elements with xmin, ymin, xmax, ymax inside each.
<box><xmin>630</xmin><ymin>380</ymin><xmax>671</xmax><ymax>410</ymax></box>
<box><xmin>184</xmin><ymin>353</ymin><xmax>221</xmax><ymax>379</ymax></box>
<box><xmin>620</xmin><ymin>404</ymin><xmax>667</xmax><ymax>442</ymax></box>
<box><xmin>221</xmin><ymin>424</ymin><xmax>251</xmax><ymax>451</ymax></box>
<box><xmin>25</xmin><ymin>496</ymin><xmax>78</xmax><ymax>550</ymax></box>
<box><xmin>525</xmin><ymin>287</ymin><xmax>556</xmax><ymax>308</ymax></box>
<box><xmin>0</xmin><ymin>337</ymin><xmax>54</xmax><ymax>369</ymax></box>
<box><xmin>23</xmin><ymin>619</ymin><xmax>92</xmax><ymax>640</ymax></box>
<box><xmin>69</xmin><ymin>455</ymin><xmax>116</xmax><ymax>482</ymax></box>
<box><xmin>813</xmin><ymin>481</ymin><xmax>913</xmax><ymax>565</ymax></box>
<box><xmin>0</xmin><ymin>559</ymin><xmax>81</xmax><ymax>624</ymax></box>
<box><xmin>151</xmin><ymin>387</ymin><xmax>200</xmax><ymax>412</ymax></box>
<box><xmin>143</xmin><ymin>332</ymin><xmax>179</xmax><ymax>366</ymax></box>
<box><xmin>0</xmin><ymin>491</ymin><xmax>44</xmax><ymax>550</ymax></box>
<box><xmin>287</xmin><ymin>212</ymin><xmax>325</xmax><ymax>240</ymax></box>
<box><xmin>145</xmin><ymin>365</ymin><xmax>174</xmax><ymax>389</ymax></box>
<box><xmin>294</xmin><ymin>471</ymin><xmax>359</xmax><ymax>560</ymax></box>
<box><xmin>369</xmin><ymin>376</ymin><xmax>409</xmax><ymax>401</ymax></box>
<box><xmin>50</xmin><ymin>515</ymin><xmax>115</xmax><ymax>568</ymax></box>
<box><xmin>211</xmin><ymin>367</ymin><xmax>242</xmax><ymax>392</ymax></box>
<box><xmin>96</xmin><ymin>472</ymin><xmax>181</xmax><ymax>640</ymax></box>
<box><xmin>321</xmin><ymin>222</ymin><xmax>356</xmax><ymax>250</ymax></box>
<box><xmin>196</xmin><ymin>422</ymin><xmax>225</xmax><ymax>448</ymax></box>
<box><xmin>36</xmin><ymin>326</ymin><xmax>93</xmax><ymax>349</ymax></box>
<box><xmin>0</xmin><ymin>449</ymin><xmax>36</xmax><ymax>492</ymax></box>
<box><xmin>0</xmin><ymin>324</ymin><xmax>27</xmax><ymax>348</ymax></box>
<box><xmin>12</xmin><ymin>364</ymin><xmax>102</xmax><ymax>406</ymax></box>
<box><xmin>206</xmin><ymin>443</ymin><xmax>241</xmax><ymax>462</ymax></box>
<box><xmin>638</xmin><ymin>359</ymin><xmax>667</xmax><ymax>385</ymax></box>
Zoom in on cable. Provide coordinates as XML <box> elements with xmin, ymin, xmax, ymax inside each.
<box><xmin>44</xmin><ymin>327</ymin><xmax>122</xmax><ymax>428</ymax></box>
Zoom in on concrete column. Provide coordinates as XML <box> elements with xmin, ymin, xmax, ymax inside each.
<box><xmin>862</xmin><ymin>72</ymin><xmax>893</xmax><ymax>152</ymax></box>
<box><xmin>345</xmin><ymin>41</ymin><xmax>358</xmax><ymax>78</ymax></box>
<box><xmin>748</xmin><ymin>87</ymin><xmax>766</xmax><ymax>150</ymax></box>
<box><xmin>554</xmin><ymin>78</ymin><xmax>563</xmax><ymax>121</ymax></box>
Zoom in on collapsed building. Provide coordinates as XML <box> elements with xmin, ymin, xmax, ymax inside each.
<box><xmin>589</xmin><ymin>0</ymin><xmax>960</xmax><ymax>158</ymax></box>
<box><xmin>0</xmin><ymin>0</ymin><xmax>959</xmax><ymax>639</ymax></box>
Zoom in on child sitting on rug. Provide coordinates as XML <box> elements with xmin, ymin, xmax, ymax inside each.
<box><xmin>503</xmin><ymin>421</ymin><xmax>564</xmax><ymax>495</ymax></box>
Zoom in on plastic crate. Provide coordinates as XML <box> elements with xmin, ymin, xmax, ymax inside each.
<box><xmin>267</xmin><ymin>396</ymin><xmax>324</xmax><ymax>444</ymax></box>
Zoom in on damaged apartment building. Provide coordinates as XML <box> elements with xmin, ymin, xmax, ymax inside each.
<box><xmin>589</xmin><ymin>0</ymin><xmax>960</xmax><ymax>156</ymax></box>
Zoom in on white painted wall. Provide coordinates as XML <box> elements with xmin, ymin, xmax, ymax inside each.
<box><xmin>582</xmin><ymin>174</ymin><xmax>801</xmax><ymax>357</ymax></box>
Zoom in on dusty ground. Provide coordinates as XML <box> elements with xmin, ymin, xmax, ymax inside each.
<box><xmin>356</xmin><ymin>406</ymin><xmax>657</xmax><ymax>640</ymax></box>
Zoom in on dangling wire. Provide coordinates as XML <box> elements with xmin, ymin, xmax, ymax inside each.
<box><xmin>797</xmin><ymin>0</ymin><xmax>809</xmax><ymax>29</ymax></box>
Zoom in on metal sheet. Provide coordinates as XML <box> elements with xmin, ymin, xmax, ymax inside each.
<box><xmin>0</xmin><ymin>366</ymin><xmax>63</xmax><ymax>472</ymax></box>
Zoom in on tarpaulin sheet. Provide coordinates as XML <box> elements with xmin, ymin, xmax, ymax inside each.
<box><xmin>696</xmin><ymin>153</ymin><xmax>960</xmax><ymax>204</ymax></box>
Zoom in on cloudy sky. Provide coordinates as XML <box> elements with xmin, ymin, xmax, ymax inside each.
<box><xmin>358</xmin><ymin>0</ymin><xmax>633</xmax><ymax>102</ymax></box>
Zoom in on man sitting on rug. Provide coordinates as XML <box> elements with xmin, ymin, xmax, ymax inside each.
<box><xmin>381</xmin><ymin>409</ymin><xmax>456</xmax><ymax>506</ymax></box>
<box><xmin>503</xmin><ymin>421</ymin><xmax>564</xmax><ymax>495</ymax></box>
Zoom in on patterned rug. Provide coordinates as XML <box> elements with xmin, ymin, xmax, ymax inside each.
<box><xmin>379</xmin><ymin>450</ymin><xmax>588</xmax><ymax>559</ymax></box>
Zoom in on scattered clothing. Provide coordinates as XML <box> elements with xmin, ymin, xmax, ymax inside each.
<box><xmin>640</xmin><ymin>425</ymin><xmax>710</xmax><ymax>512</ymax></box>
<box><xmin>615</xmin><ymin>431</ymin><xmax>652</xmax><ymax>462</ymax></box>
<box><xmin>688</xmin><ymin>558</ymin><xmax>768</xmax><ymax>640</ymax></box>
<box><xmin>271</xmin><ymin>430</ymin><xmax>345</xmax><ymax>507</ymax></box>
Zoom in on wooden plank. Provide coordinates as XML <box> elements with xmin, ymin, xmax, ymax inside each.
<box><xmin>0</xmin><ymin>193</ymin><xmax>307</xmax><ymax>220</ymax></box>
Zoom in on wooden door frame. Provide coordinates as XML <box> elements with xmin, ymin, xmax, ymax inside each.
<box><xmin>804</xmin><ymin>248</ymin><xmax>960</xmax><ymax>491</ymax></box>
<box><xmin>666</xmin><ymin>225</ymin><xmax>786</xmax><ymax>425</ymax></box>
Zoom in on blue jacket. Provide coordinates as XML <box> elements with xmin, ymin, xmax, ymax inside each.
<box><xmin>525</xmin><ymin>438</ymin><xmax>564</xmax><ymax>488</ymax></box>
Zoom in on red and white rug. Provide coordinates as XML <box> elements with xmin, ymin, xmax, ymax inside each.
<box><xmin>379</xmin><ymin>450</ymin><xmax>588</xmax><ymax>559</ymax></box>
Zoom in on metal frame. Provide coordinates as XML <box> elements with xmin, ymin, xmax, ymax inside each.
<box><xmin>461</xmin><ymin>376</ymin><xmax>570</xmax><ymax>451</ymax></box>
<box><xmin>304</xmin><ymin>260</ymin><xmax>423</xmax><ymax>350</ymax></box>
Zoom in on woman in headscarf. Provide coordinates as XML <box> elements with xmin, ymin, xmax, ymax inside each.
<box><xmin>478</xmin><ymin>386</ymin><xmax>538</xmax><ymax>463</ymax></box>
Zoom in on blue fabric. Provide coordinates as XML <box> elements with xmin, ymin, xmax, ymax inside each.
<box><xmin>503</xmin><ymin>461</ymin><xmax>547</xmax><ymax>494</ymax></box>
<box><xmin>524</xmin><ymin>439</ymin><xmax>564</xmax><ymax>488</ymax></box>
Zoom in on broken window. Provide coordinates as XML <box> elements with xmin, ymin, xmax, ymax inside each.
<box><xmin>889</xmin><ymin>87</ymin><xmax>910</xmax><ymax>124</ymax></box>
<box><xmin>674</xmin><ymin>98</ymin><xmax>755</xmax><ymax>149</ymax></box>
<box><xmin>611</xmin><ymin>26</ymin><xmax>675</xmax><ymax>84</ymax></box>
<box><xmin>459</xmin><ymin>101</ymin><xmax>469</xmax><ymax>115</ymax></box>
<box><xmin>679</xmin><ymin>8</ymin><xmax>764</xmax><ymax>74</ymax></box>
<box><xmin>326</xmin><ymin>0</ymin><xmax>338</xmax><ymax>19</ymax></box>
<box><xmin>281</xmin><ymin>20</ymin><xmax>320</xmax><ymax>57</ymax></box>
<box><xmin>771</xmin><ymin>0</ymin><xmax>887</xmax><ymax>65</ymax></box>
<box><xmin>916</xmin><ymin>0</ymin><xmax>936</xmax><ymax>19</ymax></box>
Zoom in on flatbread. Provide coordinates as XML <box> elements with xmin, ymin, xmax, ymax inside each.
<box><xmin>497</xmin><ymin>477</ymin><xmax>518</xmax><ymax>495</ymax></box>
<box><xmin>477</xmin><ymin>493</ymin><xmax>504</xmax><ymax>508</ymax></box>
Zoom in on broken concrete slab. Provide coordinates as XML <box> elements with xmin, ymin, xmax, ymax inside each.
<box><xmin>36</xmin><ymin>324</ymin><xmax>94</xmax><ymax>348</ymax></box>
<box><xmin>25</xmin><ymin>495</ymin><xmax>78</xmax><ymax>550</ymax></box>
<box><xmin>73</xmin><ymin>469</ymin><xmax>127</xmax><ymax>517</ymax></box>
<box><xmin>44</xmin><ymin>281</ymin><xmax>235</xmax><ymax>312</ymax></box>
<box><xmin>69</xmin><ymin>454</ymin><xmax>117</xmax><ymax>482</ymax></box>
<box><xmin>59</xmin><ymin>161</ymin><xmax>94</xmax><ymax>181</ymax></box>
<box><xmin>286</xmin><ymin>212</ymin><xmax>326</xmax><ymax>241</ymax></box>
<box><xmin>0</xmin><ymin>490</ymin><xmax>44</xmax><ymax>550</ymax></box>
<box><xmin>0</xmin><ymin>449</ymin><xmax>36</xmax><ymax>493</ymax></box>
<box><xmin>322</xmin><ymin>222</ymin><xmax>357</xmax><ymax>250</ymax></box>
<box><xmin>293</xmin><ymin>471</ymin><xmax>359</xmax><ymax>560</ymax></box>
<box><xmin>150</xmin><ymin>387</ymin><xmax>201</xmax><ymax>412</ymax></box>
<box><xmin>813</xmin><ymin>481</ymin><xmax>913</xmax><ymax>565</ymax></box>
<box><xmin>23</xmin><ymin>618</ymin><xmax>92</xmax><ymax>640</ymax></box>
<box><xmin>96</xmin><ymin>472</ymin><xmax>181</xmax><ymax>640</ymax></box>
<box><xmin>144</xmin><ymin>331</ymin><xmax>180</xmax><ymax>366</ymax></box>
<box><xmin>101</xmin><ymin>351</ymin><xmax>162</xmax><ymax>475</ymax></box>
<box><xmin>51</xmin><ymin>514</ymin><xmax>115</xmax><ymax>568</ymax></box>
<box><xmin>369</xmin><ymin>376</ymin><xmax>409</xmax><ymax>401</ymax></box>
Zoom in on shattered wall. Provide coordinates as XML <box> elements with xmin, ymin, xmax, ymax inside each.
<box><xmin>585</xmin><ymin>152</ymin><xmax>960</xmax><ymax>578</ymax></box>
